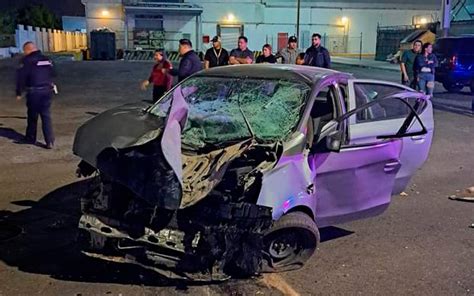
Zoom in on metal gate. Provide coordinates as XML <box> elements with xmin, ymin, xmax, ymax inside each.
<box><xmin>375</xmin><ymin>23</ymin><xmax>437</xmax><ymax>61</ymax></box>
<box><xmin>217</xmin><ymin>24</ymin><xmax>243</xmax><ymax>51</ymax></box>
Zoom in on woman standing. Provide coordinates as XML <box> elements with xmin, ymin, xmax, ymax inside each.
<box><xmin>141</xmin><ymin>49</ymin><xmax>173</xmax><ymax>103</ymax></box>
<box><xmin>414</xmin><ymin>43</ymin><xmax>438</xmax><ymax>97</ymax></box>
<box><xmin>256</xmin><ymin>44</ymin><xmax>277</xmax><ymax>64</ymax></box>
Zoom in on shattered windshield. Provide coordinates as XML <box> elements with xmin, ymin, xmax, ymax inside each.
<box><xmin>149</xmin><ymin>76</ymin><xmax>311</xmax><ymax>149</ymax></box>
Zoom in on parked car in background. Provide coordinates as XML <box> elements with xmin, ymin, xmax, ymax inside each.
<box><xmin>434</xmin><ymin>36</ymin><xmax>474</xmax><ymax>93</ymax></box>
<box><xmin>73</xmin><ymin>65</ymin><xmax>434</xmax><ymax>281</ymax></box>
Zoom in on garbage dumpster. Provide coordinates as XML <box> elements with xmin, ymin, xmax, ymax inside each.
<box><xmin>90</xmin><ymin>31</ymin><xmax>116</xmax><ymax>60</ymax></box>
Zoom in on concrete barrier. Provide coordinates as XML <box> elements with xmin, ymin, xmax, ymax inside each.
<box><xmin>123</xmin><ymin>50</ymin><xmax>264</xmax><ymax>62</ymax></box>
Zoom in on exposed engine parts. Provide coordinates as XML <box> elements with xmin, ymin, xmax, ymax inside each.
<box><xmin>77</xmin><ymin>142</ymin><xmax>279</xmax><ymax>281</ymax></box>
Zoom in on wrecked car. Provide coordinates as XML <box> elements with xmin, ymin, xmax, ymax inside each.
<box><xmin>73</xmin><ymin>65</ymin><xmax>434</xmax><ymax>281</ymax></box>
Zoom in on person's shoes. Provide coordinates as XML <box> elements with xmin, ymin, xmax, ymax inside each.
<box><xmin>14</xmin><ymin>137</ymin><xmax>36</xmax><ymax>145</ymax></box>
<box><xmin>45</xmin><ymin>142</ymin><xmax>54</xmax><ymax>149</ymax></box>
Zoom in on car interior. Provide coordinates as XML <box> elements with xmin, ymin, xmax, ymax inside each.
<box><xmin>309</xmin><ymin>86</ymin><xmax>338</xmax><ymax>152</ymax></box>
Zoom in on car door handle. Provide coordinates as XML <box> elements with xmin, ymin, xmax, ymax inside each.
<box><xmin>384</xmin><ymin>161</ymin><xmax>401</xmax><ymax>173</ymax></box>
<box><xmin>411</xmin><ymin>135</ymin><xmax>425</xmax><ymax>141</ymax></box>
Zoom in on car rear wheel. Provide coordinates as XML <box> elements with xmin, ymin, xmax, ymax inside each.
<box><xmin>442</xmin><ymin>82</ymin><xmax>463</xmax><ymax>93</ymax></box>
<box><xmin>262</xmin><ymin>211</ymin><xmax>319</xmax><ymax>272</ymax></box>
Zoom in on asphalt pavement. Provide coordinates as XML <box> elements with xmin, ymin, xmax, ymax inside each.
<box><xmin>0</xmin><ymin>59</ymin><xmax>473</xmax><ymax>296</ymax></box>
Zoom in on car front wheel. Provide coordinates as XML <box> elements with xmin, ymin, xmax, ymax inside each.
<box><xmin>262</xmin><ymin>211</ymin><xmax>320</xmax><ymax>272</ymax></box>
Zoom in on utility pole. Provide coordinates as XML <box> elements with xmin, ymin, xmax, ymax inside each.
<box><xmin>296</xmin><ymin>0</ymin><xmax>301</xmax><ymax>47</ymax></box>
<box><xmin>441</xmin><ymin>0</ymin><xmax>451</xmax><ymax>37</ymax></box>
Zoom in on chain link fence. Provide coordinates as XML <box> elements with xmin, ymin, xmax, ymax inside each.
<box><xmin>322</xmin><ymin>34</ymin><xmax>364</xmax><ymax>57</ymax></box>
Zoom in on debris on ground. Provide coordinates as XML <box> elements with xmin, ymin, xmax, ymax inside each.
<box><xmin>448</xmin><ymin>186</ymin><xmax>474</xmax><ymax>202</ymax></box>
<box><xmin>449</xmin><ymin>196</ymin><xmax>474</xmax><ymax>202</ymax></box>
<box><xmin>465</xmin><ymin>187</ymin><xmax>474</xmax><ymax>195</ymax></box>
<box><xmin>261</xmin><ymin>274</ymin><xmax>300</xmax><ymax>296</ymax></box>
<box><xmin>400</xmin><ymin>192</ymin><xmax>408</xmax><ymax>197</ymax></box>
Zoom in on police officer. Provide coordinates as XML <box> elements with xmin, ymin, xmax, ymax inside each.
<box><xmin>16</xmin><ymin>41</ymin><xmax>55</xmax><ymax>149</ymax></box>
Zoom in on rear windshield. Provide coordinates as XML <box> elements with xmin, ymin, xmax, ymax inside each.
<box><xmin>434</xmin><ymin>38</ymin><xmax>474</xmax><ymax>55</ymax></box>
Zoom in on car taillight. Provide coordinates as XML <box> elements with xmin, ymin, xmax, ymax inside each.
<box><xmin>448</xmin><ymin>55</ymin><xmax>458</xmax><ymax>70</ymax></box>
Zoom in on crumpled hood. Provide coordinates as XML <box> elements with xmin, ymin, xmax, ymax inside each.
<box><xmin>73</xmin><ymin>102</ymin><xmax>165</xmax><ymax>167</ymax></box>
<box><xmin>72</xmin><ymin>89</ymin><xmax>278</xmax><ymax>211</ymax></box>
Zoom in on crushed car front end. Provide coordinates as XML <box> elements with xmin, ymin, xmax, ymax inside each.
<box><xmin>73</xmin><ymin>67</ymin><xmax>313</xmax><ymax>280</ymax></box>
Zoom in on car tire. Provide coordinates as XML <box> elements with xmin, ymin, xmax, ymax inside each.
<box><xmin>470</xmin><ymin>80</ymin><xmax>474</xmax><ymax>95</ymax></box>
<box><xmin>442</xmin><ymin>82</ymin><xmax>463</xmax><ymax>93</ymax></box>
<box><xmin>262</xmin><ymin>211</ymin><xmax>320</xmax><ymax>272</ymax></box>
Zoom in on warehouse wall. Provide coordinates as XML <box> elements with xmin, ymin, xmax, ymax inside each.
<box><xmin>196</xmin><ymin>1</ymin><xmax>439</xmax><ymax>54</ymax></box>
<box><xmin>82</xmin><ymin>0</ymin><xmax>439</xmax><ymax>54</ymax></box>
<box><xmin>83</xmin><ymin>0</ymin><xmax>126</xmax><ymax>48</ymax></box>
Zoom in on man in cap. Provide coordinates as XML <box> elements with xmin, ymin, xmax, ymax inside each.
<box><xmin>276</xmin><ymin>36</ymin><xmax>301</xmax><ymax>64</ymax></box>
<box><xmin>204</xmin><ymin>36</ymin><xmax>229</xmax><ymax>69</ymax></box>
<box><xmin>170</xmin><ymin>39</ymin><xmax>202</xmax><ymax>82</ymax></box>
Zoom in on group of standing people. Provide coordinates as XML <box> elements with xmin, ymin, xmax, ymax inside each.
<box><xmin>202</xmin><ymin>33</ymin><xmax>331</xmax><ymax>69</ymax></box>
<box><xmin>142</xmin><ymin>32</ymin><xmax>332</xmax><ymax>103</ymax></box>
<box><xmin>400</xmin><ymin>39</ymin><xmax>438</xmax><ymax>97</ymax></box>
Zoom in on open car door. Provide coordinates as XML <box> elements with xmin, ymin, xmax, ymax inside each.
<box><xmin>311</xmin><ymin>89</ymin><xmax>430</xmax><ymax>227</ymax></box>
<box><xmin>346</xmin><ymin>80</ymin><xmax>434</xmax><ymax>194</ymax></box>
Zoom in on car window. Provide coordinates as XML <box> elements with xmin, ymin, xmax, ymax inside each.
<box><xmin>434</xmin><ymin>38</ymin><xmax>474</xmax><ymax>55</ymax></box>
<box><xmin>352</xmin><ymin>83</ymin><xmax>424</xmax><ymax>123</ymax></box>
<box><xmin>353</xmin><ymin>98</ymin><xmax>414</xmax><ymax>123</ymax></box>
<box><xmin>342</xmin><ymin>96</ymin><xmax>426</xmax><ymax>144</ymax></box>
<box><xmin>312</xmin><ymin>86</ymin><xmax>337</xmax><ymax>118</ymax></box>
<box><xmin>354</xmin><ymin>83</ymin><xmax>405</xmax><ymax>107</ymax></box>
<box><xmin>149</xmin><ymin>76</ymin><xmax>311</xmax><ymax>149</ymax></box>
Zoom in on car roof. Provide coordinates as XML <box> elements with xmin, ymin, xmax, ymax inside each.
<box><xmin>195</xmin><ymin>64</ymin><xmax>351</xmax><ymax>84</ymax></box>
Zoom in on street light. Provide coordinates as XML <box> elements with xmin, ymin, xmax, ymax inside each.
<box><xmin>101</xmin><ymin>10</ymin><xmax>110</xmax><ymax>17</ymax></box>
<box><xmin>227</xmin><ymin>13</ymin><xmax>235</xmax><ymax>22</ymax></box>
<box><xmin>340</xmin><ymin>16</ymin><xmax>350</xmax><ymax>54</ymax></box>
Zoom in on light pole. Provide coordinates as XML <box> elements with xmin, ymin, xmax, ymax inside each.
<box><xmin>296</xmin><ymin>0</ymin><xmax>301</xmax><ymax>47</ymax></box>
<box><xmin>441</xmin><ymin>0</ymin><xmax>451</xmax><ymax>37</ymax></box>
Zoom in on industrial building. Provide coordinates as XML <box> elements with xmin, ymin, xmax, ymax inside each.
<box><xmin>80</xmin><ymin>0</ymin><xmax>451</xmax><ymax>55</ymax></box>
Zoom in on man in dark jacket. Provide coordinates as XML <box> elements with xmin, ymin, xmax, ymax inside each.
<box><xmin>304</xmin><ymin>33</ymin><xmax>331</xmax><ymax>69</ymax></box>
<box><xmin>16</xmin><ymin>41</ymin><xmax>55</xmax><ymax>149</ymax></box>
<box><xmin>170</xmin><ymin>39</ymin><xmax>202</xmax><ymax>82</ymax></box>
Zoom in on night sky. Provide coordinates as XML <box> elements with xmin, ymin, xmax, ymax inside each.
<box><xmin>0</xmin><ymin>0</ymin><xmax>85</xmax><ymax>16</ymax></box>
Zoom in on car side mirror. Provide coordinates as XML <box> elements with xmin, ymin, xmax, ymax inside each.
<box><xmin>367</xmin><ymin>90</ymin><xmax>378</xmax><ymax>101</ymax></box>
<box><xmin>325</xmin><ymin>130</ymin><xmax>343</xmax><ymax>152</ymax></box>
<box><xmin>314</xmin><ymin>120</ymin><xmax>343</xmax><ymax>153</ymax></box>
